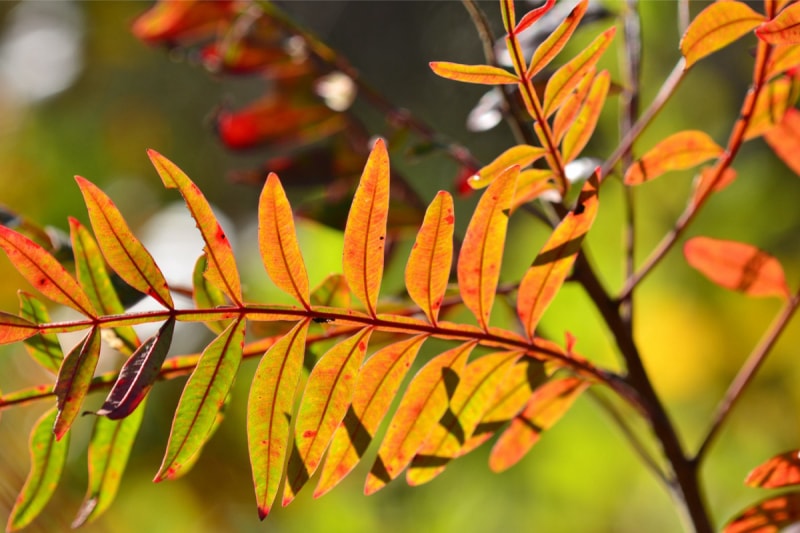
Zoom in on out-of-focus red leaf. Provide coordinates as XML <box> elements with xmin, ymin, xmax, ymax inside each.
<box><xmin>744</xmin><ymin>76</ymin><xmax>794</xmax><ymax>140</ymax></box>
<box><xmin>315</xmin><ymin>335</ymin><xmax>427</xmax><ymax>498</ymax></box>
<box><xmin>132</xmin><ymin>0</ymin><xmax>236</xmax><ymax>44</ymax></box>
<box><xmin>6</xmin><ymin>407</ymin><xmax>69</xmax><ymax>532</ymax></box>
<box><xmin>757</xmin><ymin>2</ymin><xmax>800</xmax><ymax>44</ymax></box>
<box><xmin>95</xmin><ymin>318</ymin><xmax>176</xmax><ymax>420</ymax></box>
<box><xmin>514</xmin><ymin>0</ymin><xmax>556</xmax><ymax>35</ymax></box>
<box><xmin>155</xmin><ymin>318</ymin><xmax>246</xmax><ymax>481</ymax></box>
<box><xmin>405</xmin><ymin>192</ymin><xmax>454</xmax><ymax>325</ymax></box>
<box><xmin>365</xmin><ymin>341</ymin><xmax>474</xmax><ymax>496</ymax></box>
<box><xmin>517</xmin><ymin>173</ymin><xmax>598</xmax><ymax>341</ymax></box>
<box><xmin>247</xmin><ymin>319</ymin><xmax>309</xmax><ymax>519</ymax></box>
<box><xmin>407</xmin><ymin>350</ymin><xmax>522</xmax><ymax>486</ymax></box>
<box><xmin>18</xmin><ymin>293</ymin><xmax>62</xmax><ymax>373</ymax></box>
<box><xmin>54</xmin><ymin>327</ymin><xmax>101</xmax><ymax>440</ymax></box>
<box><xmin>543</xmin><ymin>26</ymin><xmax>616</xmax><ymax>117</ymax></box>
<box><xmin>562</xmin><ymin>70</ymin><xmax>611</xmax><ymax>162</ymax></box>
<box><xmin>200</xmin><ymin>40</ymin><xmax>286</xmax><ymax>75</ymax></box>
<box><xmin>691</xmin><ymin>165</ymin><xmax>738</xmax><ymax>207</ymax></box>
<box><xmin>283</xmin><ymin>328</ymin><xmax>372</xmax><ymax>506</ymax></box>
<box><xmin>467</xmin><ymin>145</ymin><xmax>546</xmax><ymax>190</ymax></box>
<box><xmin>527</xmin><ymin>0</ymin><xmax>589</xmax><ymax>79</ymax></box>
<box><xmin>724</xmin><ymin>492</ymin><xmax>800</xmax><ymax>532</ymax></box>
<box><xmin>429</xmin><ymin>62</ymin><xmax>519</xmax><ymax>85</ymax></box>
<box><xmin>765</xmin><ymin>107</ymin><xmax>800</xmax><ymax>175</ymax></box>
<box><xmin>746</xmin><ymin>450</ymin><xmax>800</xmax><ymax>488</ymax></box>
<box><xmin>0</xmin><ymin>226</ymin><xmax>95</xmax><ymax>316</ymax></box>
<box><xmin>624</xmin><ymin>130</ymin><xmax>724</xmax><ymax>185</ymax></box>
<box><xmin>148</xmin><ymin>149</ymin><xmax>242</xmax><ymax>305</ymax></box>
<box><xmin>259</xmin><ymin>173</ymin><xmax>310</xmax><ymax>309</ymax></box>
<box><xmin>684</xmin><ymin>236</ymin><xmax>789</xmax><ymax>299</ymax></box>
<box><xmin>489</xmin><ymin>377</ymin><xmax>588</xmax><ymax>472</ymax></box>
<box><xmin>681</xmin><ymin>1</ymin><xmax>764</xmax><ymax>69</ymax></box>
<box><xmin>342</xmin><ymin>139</ymin><xmax>390</xmax><ymax>317</ymax></box>
<box><xmin>457</xmin><ymin>166</ymin><xmax>518</xmax><ymax>331</ymax></box>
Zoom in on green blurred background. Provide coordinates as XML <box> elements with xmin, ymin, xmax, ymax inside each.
<box><xmin>1</xmin><ymin>1</ymin><xmax>799</xmax><ymax>531</ymax></box>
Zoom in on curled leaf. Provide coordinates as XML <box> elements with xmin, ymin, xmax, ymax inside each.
<box><xmin>681</xmin><ymin>1</ymin><xmax>764</xmax><ymax>69</ymax></box>
<box><xmin>624</xmin><ymin>130</ymin><xmax>724</xmax><ymax>185</ymax></box>
<box><xmin>429</xmin><ymin>62</ymin><xmax>519</xmax><ymax>85</ymax></box>
<box><xmin>192</xmin><ymin>254</ymin><xmax>228</xmax><ymax>334</ymax></box>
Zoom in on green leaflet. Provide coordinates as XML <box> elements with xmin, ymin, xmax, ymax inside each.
<box><xmin>18</xmin><ymin>292</ymin><xmax>63</xmax><ymax>374</ymax></box>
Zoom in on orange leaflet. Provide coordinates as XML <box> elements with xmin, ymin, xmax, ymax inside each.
<box><xmin>514</xmin><ymin>0</ymin><xmax>555</xmax><ymax>35</ymax></box>
<box><xmin>405</xmin><ymin>192</ymin><xmax>454</xmax><ymax>325</ymax></box>
<box><xmin>259</xmin><ymin>173</ymin><xmax>310</xmax><ymax>309</ymax></box>
<box><xmin>0</xmin><ymin>226</ymin><xmax>95</xmax><ymax>317</ymax></box>
<box><xmin>467</xmin><ymin>145</ymin><xmax>546</xmax><ymax>190</ymax></box>
<box><xmin>489</xmin><ymin>377</ymin><xmax>589</xmax><ymax>473</ymax></box>
<box><xmin>680</xmin><ymin>1</ymin><xmax>764</xmax><ymax>69</ymax></box>
<box><xmin>247</xmin><ymin>319</ymin><xmax>309</xmax><ymax>519</ymax></box>
<box><xmin>147</xmin><ymin>149</ymin><xmax>242</xmax><ymax>305</ymax></box>
<box><xmin>511</xmin><ymin>169</ymin><xmax>556</xmax><ymax>211</ymax></box>
<box><xmin>766</xmin><ymin>43</ymin><xmax>800</xmax><ymax>78</ymax></box>
<box><xmin>428</xmin><ymin>62</ymin><xmax>519</xmax><ymax>85</ymax></box>
<box><xmin>457</xmin><ymin>166</ymin><xmax>518</xmax><ymax>331</ymax></box>
<box><xmin>500</xmin><ymin>0</ymin><xmax>515</xmax><ymax>34</ymax></box>
<box><xmin>527</xmin><ymin>0</ymin><xmax>588</xmax><ymax>79</ymax></box>
<box><xmin>75</xmin><ymin>177</ymin><xmax>173</xmax><ymax>309</ymax></box>
<box><xmin>154</xmin><ymin>317</ymin><xmax>246</xmax><ymax>481</ymax></box>
<box><xmin>562</xmin><ymin>70</ymin><xmax>611</xmax><ymax>162</ymax></box>
<box><xmin>315</xmin><ymin>335</ymin><xmax>426</xmax><ymax>498</ymax></box>
<box><xmin>624</xmin><ymin>130</ymin><xmax>724</xmax><ymax>185</ymax></box>
<box><xmin>552</xmin><ymin>66</ymin><xmax>595</xmax><ymax>144</ymax></box>
<box><xmin>744</xmin><ymin>75</ymin><xmax>793</xmax><ymax>140</ymax></box>
<box><xmin>0</xmin><ymin>311</ymin><xmax>38</xmax><ymax>345</ymax></box>
<box><xmin>407</xmin><ymin>350</ymin><xmax>522</xmax><ymax>486</ymax></box>
<box><xmin>53</xmin><ymin>327</ymin><xmax>101</xmax><ymax>440</ymax></box>
<box><xmin>342</xmin><ymin>139</ymin><xmax>389</xmax><ymax>317</ymax></box>
<box><xmin>283</xmin><ymin>328</ymin><xmax>372</xmax><ymax>506</ymax></box>
<box><xmin>757</xmin><ymin>2</ymin><xmax>800</xmax><ymax>44</ymax></box>
<box><xmin>365</xmin><ymin>341</ymin><xmax>474</xmax><ymax>495</ymax></box>
<box><xmin>690</xmin><ymin>165</ymin><xmax>738</xmax><ymax>207</ymax></box>
<box><xmin>746</xmin><ymin>450</ymin><xmax>800</xmax><ymax>488</ymax></box>
<box><xmin>517</xmin><ymin>173</ymin><xmax>599</xmax><ymax>341</ymax></box>
<box><xmin>542</xmin><ymin>26</ymin><xmax>616</xmax><ymax>117</ymax></box>
<box><xmin>684</xmin><ymin>237</ymin><xmax>790</xmax><ymax>299</ymax></box>
<box><xmin>765</xmin><ymin>107</ymin><xmax>800</xmax><ymax>175</ymax></box>
<box><xmin>724</xmin><ymin>492</ymin><xmax>800</xmax><ymax>532</ymax></box>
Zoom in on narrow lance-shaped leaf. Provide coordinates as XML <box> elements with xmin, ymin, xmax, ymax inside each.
<box><xmin>18</xmin><ymin>292</ymin><xmax>63</xmax><ymax>374</ymax></box>
<box><xmin>723</xmin><ymin>491</ymin><xmax>800</xmax><ymax>533</ymax></box>
<box><xmin>624</xmin><ymin>130</ymin><xmax>724</xmax><ymax>185</ymax></box>
<box><xmin>527</xmin><ymin>0</ymin><xmax>589</xmax><ymax>79</ymax></box>
<box><xmin>259</xmin><ymin>173</ymin><xmax>310</xmax><ymax>309</ymax></box>
<box><xmin>247</xmin><ymin>319</ymin><xmax>310</xmax><ymax>519</ymax></box>
<box><xmin>95</xmin><ymin>318</ymin><xmax>176</xmax><ymax>420</ymax></box>
<box><xmin>684</xmin><ymin>237</ymin><xmax>790</xmax><ymax>299</ymax></box>
<box><xmin>173</xmin><ymin>391</ymin><xmax>230</xmax><ymax>479</ymax></box>
<box><xmin>467</xmin><ymin>145</ymin><xmax>546</xmax><ymax>190</ymax></box>
<box><xmin>765</xmin><ymin>107</ymin><xmax>800</xmax><ymax>175</ymax></box>
<box><xmin>407</xmin><ymin>350</ymin><xmax>522</xmax><ymax>486</ymax></box>
<box><xmin>72</xmin><ymin>398</ymin><xmax>147</xmax><ymax>528</ymax></box>
<box><xmin>342</xmin><ymin>139</ymin><xmax>389</xmax><ymax>317</ymax></box>
<box><xmin>562</xmin><ymin>70</ymin><xmax>611</xmax><ymax>162</ymax></box>
<box><xmin>0</xmin><ymin>311</ymin><xmax>39</xmax><ymax>345</ymax></box>
<box><xmin>514</xmin><ymin>0</ymin><xmax>555</xmax><ymax>35</ymax></box>
<box><xmin>681</xmin><ymin>1</ymin><xmax>764</xmax><ymax>69</ymax></box>
<box><xmin>552</xmin><ymin>66</ymin><xmax>595</xmax><ymax>144</ymax></box>
<box><xmin>0</xmin><ymin>225</ymin><xmax>95</xmax><ymax>316</ymax></box>
<box><xmin>147</xmin><ymin>149</ymin><xmax>243</xmax><ymax>305</ymax></box>
<box><xmin>518</xmin><ymin>173</ymin><xmax>599</xmax><ymax>341</ymax></box>
<box><xmin>154</xmin><ymin>317</ymin><xmax>246</xmax><ymax>481</ymax></box>
<box><xmin>756</xmin><ymin>2</ymin><xmax>800</xmax><ymax>44</ymax></box>
<box><xmin>315</xmin><ymin>335</ymin><xmax>427</xmax><ymax>498</ymax></box>
<box><xmin>405</xmin><ymin>192</ymin><xmax>454</xmax><ymax>325</ymax></box>
<box><xmin>69</xmin><ymin>217</ymin><xmax>139</xmax><ymax>353</ymax></box>
<box><xmin>365</xmin><ymin>341</ymin><xmax>474</xmax><ymax>496</ymax></box>
<box><xmin>7</xmin><ymin>406</ymin><xmax>70</xmax><ymax>532</ymax></box>
<box><xmin>54</xmin><ymin>327</ymin><xmax>101</xmax><ymax>440</ymax></box>
<box><xmin>746</xmin><ymin>450</ymin><xmax>800</xmax><ymax>489</ymax></box>
<box><xmin>429</xmin><ymin>62</ymin><xmax>519</xmax><ymax>85</ymax></box>
<box><xmin>543</xmin><ymin>26</ymin><xmax>616</xmax><ymax>117</ymax></box>
<box><xmin>766</xmin><ymin>43</ymin><xmax>800</xmax><ymax>78</ymax></box>
<box><xmin>743</xmin><ymin>75</ymin><xmax>793</xmax><ymax>141</ymax></box>
<box><xmin>457</xmin><ymin>165</ymin><xmax>518</xmax><ymax>331</ymax></box>
<box><xmin>192</xmin><ymin>253</ymin><xmax>228</xmax><ymax>334</ymax></box>
<box><xmin>511</xmin><ymin>169</ymin><xmax>556</xmax><ymax>211</ymax></box>
<box><xmin>283</xmin><ymin>328</ymin><xmax>373</xmax><ymax>507</ymax></box>
<box><xmin>75</xmin><ymin>177</ymin><xmax>173</xmax><ymax>309</ymax></box>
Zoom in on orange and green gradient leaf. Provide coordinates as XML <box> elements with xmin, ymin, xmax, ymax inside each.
<box><xmin>405</xmin><ymin>192</ymin><xmax>454</xmax><ymax>325</ymax></box>
<box><xmin>517</xmin><ymin>174</ymin><xmax>599</xmax><ymax>341</ymax></box>
<box><xmin>283</xmin><ymin>327</ymin><xmax>373</xmax><ymax>506</ymax></box>
<box><xmin>624</xmin><ymin>130</ymin><xmax>724</xmax><ymax>185</ymax></box>
<box><xmin>155</xmin><ymin>317</ymin><xmax>246</xmax><ymax>481</ymax></box>
<box><xmin>316</xmin><ymin>335</ymin><xmax>426</xmax><ymax>498</ymax></box>
<box><xmin>757</xmin><ymin>2</ymin><xmax>800</xmax><ymax>44</ymax></box>
<box><xmin>192</xmin><ymin>254</ymin><xmax>228</xmax><ymax>334</ymax></box>
<box><xmin>457</xmin><ymin>165</ymin><xmax>518</xmax><ymax>331</ymax></box>
<box><xmin>342</xmin><ymin>139</ymin><xmax>390</xmax><ymax>317</ymax></box>
<box><xmin>247</xmin><ymin>319</ymin><xmax>310</xmax><ymax>519</ymax></box>
<box><xmin>527</xmin><ymin>0</ymin><xmax>589</xmax><ymax>79</ymax></box>
<box><xmin>724</xmin><ymin>492</ymin><xmax>800</xmax><ymax>532</ymax></box>
<box><xmin>7</xmin><ymin>406</ymin><xmax>70</xmax><ymax>532</ymax></box>
<box><xmin>429</xmin><ymin>62</ymin><xmax>519</xmax><ymax>85</ymax></box>
<box><xmin>562</xmin><ymin>70</ymin><xmax>611</xmax><ymax>162</ymax></box>
<box><xmin>53</xmin><ymin>327</ymin><xmax>101</xmax><ymax>440</ymax></box>
<box><xmin>0</xmin><ymin>311</ymin><xmax>38</xmax><ymax>345</ymax></box>
<box><xmin>147</xmin><ymin>149</ymin><xmax>243</xmax><ymax>305</ymax></box>
<box><xmin>684</xmin><ymin>237</ymin><xmax>790</xmax><ymax>299</ymax></box>
<box><xmin>365</xmin><ymin>341</ymin><xmax>474</xmax><ymax>496</ymax></box>
<box><xmin>680</xmin><ymin>1</ymin><xmax>764</xmax><ymax>69</ymax></box>
<box><xmin>75</xmin><ymin>177</ymin><xmax>174</xmax><ymax>310</ymax></box>
<box><xmin>18</xmin><ymin>292</ymin><xmax>63</xmax><ymax>374</ymax></box>
<box><xmin>259</xmin><ymin>173</ymin><xmax>310</xmax><ymax>309</ymax></box>
<box><xmin>746</xmin><ymin>450</ymin><xmax>800</xmax><ymax>488</ymax></box>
